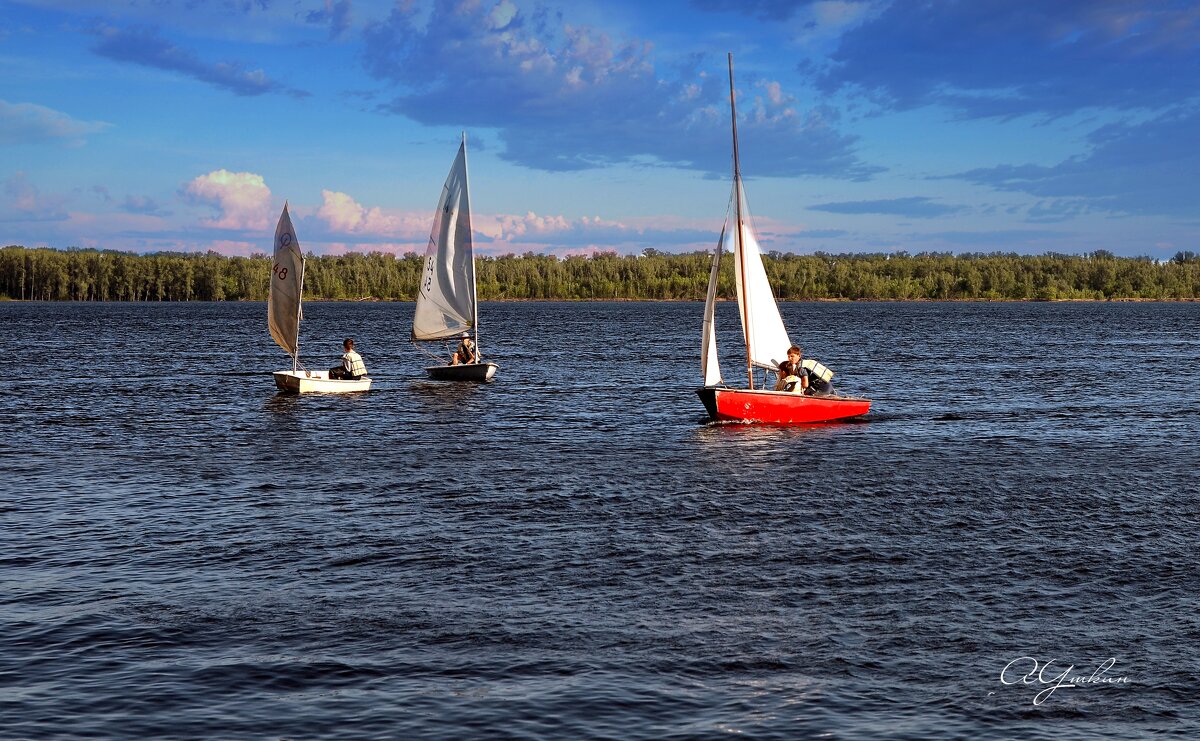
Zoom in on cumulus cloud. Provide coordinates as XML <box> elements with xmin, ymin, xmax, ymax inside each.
<box><xmin>479</xmin><ymin>210</ymin><xmax>714</xmax><ymax>251</ymax></box>
<box><xmin>184</xmin><ymin>169</ymin><xmax>272</xmax><ymax>230</ymax></box>
<box><xmin>90</xmin><ymin>24</ymin><xmax>309</xmax><ymax>98</ymax></box>
<box><xmin>303</xmin><ymin>187</ymin><xmax>751</xmax><ymax>254</ymax></box>
<box><xmin>0</xmin><ymin>99</ymin><xmax>110</xmax><ymax>146</ymax></box>
<box><xmin>316</xmin><ymin>189</ymin><xmax>428</xmax><ymax>238</ymax></box>
<box><xmin>494</xmin><ymin>211</ymin><xmax>575</xmax><ymax>239</ymax></box>
<box><xmin>362</xmin><ymin>0</ymin><xmax>874</xmax><ymax>178</ymax></box>
<box><xmin>305</xmin><ymin>194</ymin><xmax>717</xmax><ymax>253</ymax></box>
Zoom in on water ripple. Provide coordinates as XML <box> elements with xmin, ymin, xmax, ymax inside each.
<box><xmin>1</xmin><ymin>301</ymin><xmax>1198</xmax><ymax>738</ymax></box>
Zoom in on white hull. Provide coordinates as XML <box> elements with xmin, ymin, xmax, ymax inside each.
<box><xmin>273</xmin><ymin>370</ymin><xmax>372</xmax><ymax>394</ymax></box>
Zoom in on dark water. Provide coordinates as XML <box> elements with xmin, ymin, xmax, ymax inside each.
<box><xmin>1</xmin><ymin>300</ymin><xmax>1197</xmax><ymax>739</ymax></box>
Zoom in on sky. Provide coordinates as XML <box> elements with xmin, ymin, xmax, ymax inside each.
<box><xmin>1</xmin><ymin>0</ymin><xmax>1197</xmax><ymax>258</ymax></box>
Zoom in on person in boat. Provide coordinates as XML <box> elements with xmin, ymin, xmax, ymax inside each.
<box><xmin>450</xmin><ymin>334</ymin><xmax>477</xmax><ymax>365</ymax></box>
<box><xmin>775</xmin><ymin>346</ymin><xmax>808</xmax><ymax>393</ymax></box>
<box><xmin>774</xmin><ymin>346</ymin><xmax>835</xmax><ymax>396</ymax></box>
<box><xmin>329</xmin><ymin>338</ymin><xmax>367</xmax><ymax>380</ymax></box>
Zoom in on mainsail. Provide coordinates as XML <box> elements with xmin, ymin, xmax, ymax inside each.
<box><xmin>412</xmin><ymin>137</ymin><xmax>477</xmax><ymax>342</ymax></box>
<box><xmin>732</xmin><ymin>180</ymin><xmax>791</xmax><ymax>370</ymax></box>
<box><xmin>268</xmin><ymin>204</ymin><xmax>304</xmax><ymax>361</ymax></box>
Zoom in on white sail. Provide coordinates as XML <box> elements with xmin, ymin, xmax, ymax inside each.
<box><xmin>268</xmin><ymin>204</ymin><xmax>304</xmax><ymax>359</ymax></box>
<box><xmin>701</xmin><ymin>207</ymin><xmax>732</xmax><ymax>387</ymax></box>
<box><xmin>412</xmin><ymin>138</ymin><xmax>477</xmax><ymax>342</ymax></box>
<box><xmin>732</xmin><ymin>180</ymin><xmax>792</xmax><ymax>370</ymax></box>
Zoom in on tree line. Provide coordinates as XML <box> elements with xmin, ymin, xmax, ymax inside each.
<box><xmin>2</xmin><ymin>244</ymin><xmax>1199</xmax><ymax>302</ymax></box>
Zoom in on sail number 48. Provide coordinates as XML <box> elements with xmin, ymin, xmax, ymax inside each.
<box><xmin>272</xmin><ymin>263</ymin><xmax>289</xmax><ymax>280</ymax></box>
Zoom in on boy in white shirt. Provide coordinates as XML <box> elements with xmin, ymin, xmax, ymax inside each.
<box><xmin>330</xmin><ymin>338</ymin><xmax>367</xmax><ymax>380</ymax></box>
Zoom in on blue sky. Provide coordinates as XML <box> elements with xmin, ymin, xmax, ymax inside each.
<box><xmin>1</xmin><ymin>0</ymin><xmax>1197</xmax><ymax>257</ymax></box>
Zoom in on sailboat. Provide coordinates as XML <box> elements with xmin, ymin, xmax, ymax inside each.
<box><xmin>269</xmin><ymin>204</ymin><xmax>372</xmax><ymax>393</ymax></box>
<box><xmin>696</xmin><ymin>54</ymin><xmax>869</xmax><ymax>424</ymax></box>
<box><xmin>412</xmin><ymin>134</ymin><xmax>499</xmax><ymax>382</ymax></box>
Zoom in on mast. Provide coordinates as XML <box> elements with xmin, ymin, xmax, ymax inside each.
<box><xmin>729</xmin><ymin>53</ymin><xmax>754</xmax><ymax>389</ymax></box>
<box><xmin>294</xmin><ymin>251</ymin><xmax>305</xmax><ymax>373</ymax></box>
<box><xmin>463</xmin><ymin>130</ymin><xmax>480</xmax><ymax>359</ymax></box>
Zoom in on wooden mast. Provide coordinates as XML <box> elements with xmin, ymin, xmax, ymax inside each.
<box><xmin>295</xmin><ymin>251</ymin><xmax>304</xmax><ymax>373</ymax></box>
<box><xmin>728</xmin><ymin>53</ymin><xmax>754</xmax><ymax>389</ymax></box>
<box><xmin>462</xmin><ymin>131</ymin><xmax>480</xmax><ymax>360</ymax></box>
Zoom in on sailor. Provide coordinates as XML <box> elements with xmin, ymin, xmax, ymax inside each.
<box><xmin>775</xmin><ymin>346</ymin><xmax>808</xmax><ymax>392</ymax></box>
<box><xmin>775</xmin><ymin>345</ymin><xmax>835</xmax><ymax>395</ymax></box>
<box><xmin>330</xmin><ymin>338</ymin><xmax>367</xmax><ymax>380</ymax></box>
<box><xmin>451</xmin><ymin>333</ymin><xmax>477</xmax><ymax>365</ymax></box>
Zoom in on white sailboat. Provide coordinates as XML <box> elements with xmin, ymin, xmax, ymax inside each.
<box><xmin>412</xmin><ymin>134</ymin><xmax>499</xmax><ymax>382</ymax></box>
<box><xmin>697</xmin><ymin>54</ymin><xmax>869</xmax><ymax>424</ymax></box>
<box><xmin>269</xmin><ymin>204</ymin><xmax>372</xmax><ymax>393</ymax></box>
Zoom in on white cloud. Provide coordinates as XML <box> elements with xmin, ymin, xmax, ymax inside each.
<box><xmin>316</xmin><ymin>189</ymin><xmax>427</xmax><ymax>237</ymax></box>
<box><xmin>184</xmin><ymin>169</ymin><xmax>272</xmax><ymax>230</ymax></box>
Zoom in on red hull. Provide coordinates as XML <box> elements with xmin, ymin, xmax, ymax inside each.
<box><xmin>697</xmin><ymin>387</ymin><xmax>870</xmax><ymax>424</ymax></box>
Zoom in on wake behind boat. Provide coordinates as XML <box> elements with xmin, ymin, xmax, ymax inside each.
<box><xmin>268</xmin><ymin>204</ymin><xmax>372</xmax><ymax>394</ymax></box>
<box><xmin>697</xmin><ymin>55</ymin><xmax>869</xmax><ymax>424</ymax></box>
<box><xmin>412</xmin><ymin>134</ymin><xmax>499</xmax><ymax>383</ymax></box>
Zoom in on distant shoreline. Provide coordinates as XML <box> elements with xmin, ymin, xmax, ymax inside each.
<box><xmin>5</xmin><ymin>245</ymin><xmax>1199</xmax><ymax>302</ymax></box>
<box><xmin>3</xmin><ymin>296</ymin><xmax>1197</xmax><ymax>304</ymax></box>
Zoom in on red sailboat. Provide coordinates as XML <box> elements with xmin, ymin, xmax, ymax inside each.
<box><xmin>697</xmin><ymin>54</ymin><xmax>870</xmax><ymax>425</ymax></box>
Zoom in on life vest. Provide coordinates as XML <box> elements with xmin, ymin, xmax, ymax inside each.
<box><xmin>801</xmin><ymin>358</ymin><xmax>833</xmax><ymax>383</ymax></box>
<box><xmin>343</xmin><ymin>351</ymin><xmax>367</xmax><ymax>377</ymax></box>
<box><xmin>456</xmin><ymin>341</ymin><xmax>476</xmax><ymax>363</ymax></box>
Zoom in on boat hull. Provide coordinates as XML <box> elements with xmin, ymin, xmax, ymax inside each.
<box><xmin>697</xmin><ymin>386</ymin><xmax>870</xmax><ymax>424</ymax></box>
<box><xmin>273</xmin><ymin>370</ymin><xmax>372</xmax><ymax>394</ymax></box>
<box><xmin>425</xmin><ymin>362</ymin><xmax>499</xmax><ymax>382</ymax></box>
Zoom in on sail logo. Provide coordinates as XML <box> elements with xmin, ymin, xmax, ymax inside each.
<box><xmin>994</xmin><ymin>657</ymin><xmax>1130</xmax><ymax>705</ymax></box>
